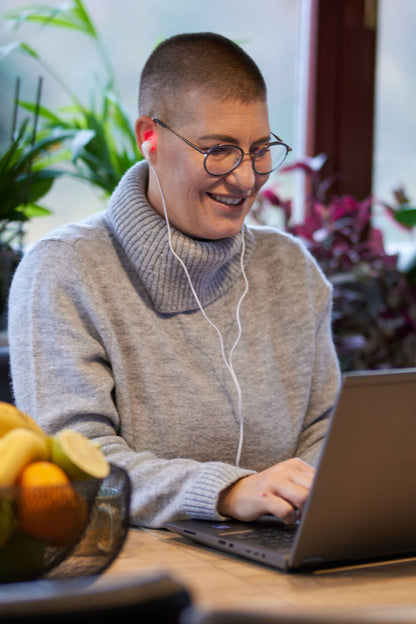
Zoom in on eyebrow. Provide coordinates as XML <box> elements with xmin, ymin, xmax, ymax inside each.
<box><xmin>198</xmin><ymin>133</ymin><xmax>272</xmax><ymax>145</ymax></box>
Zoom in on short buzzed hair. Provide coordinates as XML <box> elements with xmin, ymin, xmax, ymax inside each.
<box><xmin>138</xmin><ymin>32</ymin><xmax>267</xmax><ymax>123</ymax></box>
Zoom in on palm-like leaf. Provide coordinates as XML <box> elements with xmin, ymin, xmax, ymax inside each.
<box><xmin>6</xmin><ymin>1</ymin><xmax>96</xmax><ymax>34</ymax></box>
<box><xmin>0</xmin><ymin>117</ymin><xmax>79</xmax><ymax>245</ymax></box>
<box><xmin>2</xmin><ymin>0</ymin><xmax>142</xmax><ymax>197</ymax></box>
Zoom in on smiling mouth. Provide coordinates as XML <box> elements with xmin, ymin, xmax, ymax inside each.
<box><xmin>208</xmin><ymin>192</ymin><xmax>246</xmax><ymax>207</ymax></box>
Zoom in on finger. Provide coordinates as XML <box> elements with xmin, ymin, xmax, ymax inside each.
<box><xmin>271</xmin><ymin>479</ymin><xmax>310</xmax><ymax>512</ymax></box>
<box><xmin>261</xmin><ymin>491</ymin><xmax>299</xmax><ymax>524</ymax></box>
<box><xmin>287</xmin><ymin>470</ymin><xmax>315</xmax><ymax>492</ymax></box>
<box><xmin>265</xmin><ymin>463</ymin><xmax>314</xmax><ymax>511</ymax></box>
<box><xmin>265</xmin><ymin>465</ymin><xmax>313</xmax><ymax>499</ymax></box>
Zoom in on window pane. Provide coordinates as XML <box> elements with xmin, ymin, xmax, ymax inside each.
<box><xmin>373</xmin><ymin>0</ymin><xmax>416</xmax><ymax>253</ymax></box>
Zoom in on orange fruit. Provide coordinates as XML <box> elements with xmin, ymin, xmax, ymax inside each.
<box><xmin>16</xmin><ymin>461</ymin><xmax>88</xmax><ymax>547</ymax></box>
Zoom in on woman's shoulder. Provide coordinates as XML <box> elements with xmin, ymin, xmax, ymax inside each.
<box><xmin>247</xmin><ymin>223</ymin><xmax>330</xmax><ymax>289</ymax></box>
<box><xmin>248</xmin><ymin>223</ymin><xmax>313</xmax><ymax>260</ymax></box>
<box><xmin>26</xmin><ymin>212</ymin><xmax>111</xmax><ymax>257</ymax></box>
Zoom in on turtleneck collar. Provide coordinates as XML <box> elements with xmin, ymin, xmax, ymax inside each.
<box><xmin>105</xmin><ymin>161</ymin><xmax>256</xmax><ymax>314</ymax></box>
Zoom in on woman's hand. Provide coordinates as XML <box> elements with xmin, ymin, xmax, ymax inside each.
<box><xmin>218</xmin><ymin>458</ymin><xmax>315</xmax><ymax>524</ymax></box>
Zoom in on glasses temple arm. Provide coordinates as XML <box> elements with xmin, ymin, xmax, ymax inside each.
<box><xmin>152</xmin><ymin>118</ymin><xmax>207</xmax><ymax>155</ymax></box>
<box><xmin>270</xmin><ymin>132</ymin><xmax>292</xmax><ymax>152</ymax></box>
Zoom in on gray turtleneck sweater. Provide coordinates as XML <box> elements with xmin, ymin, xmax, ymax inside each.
<box><xmin>8</xmin><ymin>161</ymin><xmax>341</xmax><ymax>528</ymax></box>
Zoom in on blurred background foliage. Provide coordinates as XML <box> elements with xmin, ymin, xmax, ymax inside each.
<box><xmin>254</xmin><ymin>158</ymin><xmax>416</xmax><ymax>371</ymax></box>
<box><xmin>0</xmin><ymin>0</ymin><xmax>146</xmax><ymax>328</ymax></box>
<box><xmin>2</xmin><ymin>0</ymin><xmax>142</xmax><ymax>198</ymax></box>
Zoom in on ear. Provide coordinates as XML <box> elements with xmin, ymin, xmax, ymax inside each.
<box><xmin>135</xmin><ymin>116</ymin><xmax>157</xmax><ymax>160</ymax></box>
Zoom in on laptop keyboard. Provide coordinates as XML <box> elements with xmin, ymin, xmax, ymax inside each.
<box><xmin>226</xmin><ymin>525</ymin><xmax>298</xmax><ymax>549</ymax></box>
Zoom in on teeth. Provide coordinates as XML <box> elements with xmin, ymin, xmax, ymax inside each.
<box><xmin>210</xmin><ymin>193</ymin><xmax>243</xmax><ymax>206</ymax></box>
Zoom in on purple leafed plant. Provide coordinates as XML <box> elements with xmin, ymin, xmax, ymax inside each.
<box><xmin>254</xmin><ymin>157</ymin><xmax>416</xmax><ymax>371</ymax></box>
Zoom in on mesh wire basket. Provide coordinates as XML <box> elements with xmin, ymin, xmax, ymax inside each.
<box><xmin>0</xmin><ymin>464</ymin><xmax>131</xmax><ymax>584</ymax></box>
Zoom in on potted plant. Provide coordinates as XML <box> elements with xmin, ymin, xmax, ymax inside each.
<box><xmin>254</xmin><ymin>157</ymin><xmax>416</xmax><ymax>372</ymax></box>
<box><xmin>2</xmin><ymin>0</ymin><xmax>142</xmax><ymax>199</ymax></box>
<box><xmin>1</xmin><ymin>0</ymin><xmax>144</xmax><ymax>331</ymax></box>
<box><xmin>0</xmin><ymin>78</ymin><xmax>76</xmax><ymax>330</ymax></box>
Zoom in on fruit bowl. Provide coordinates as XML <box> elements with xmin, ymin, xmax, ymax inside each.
<box><xmin>0</xmin><ymin>464</ymin><xmax>131</xmax><ymax>584</ymax></box>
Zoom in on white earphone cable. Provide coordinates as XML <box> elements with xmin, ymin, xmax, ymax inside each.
<box><xmin>152</xmin><ymin>166</ymin><xmax>248</xmax><ymax>467</ymax></box>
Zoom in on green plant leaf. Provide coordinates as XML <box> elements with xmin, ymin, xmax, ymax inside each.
<box><xmin>0</xmin><ymin>120</ymin><xmax>30</xmax><ymax>175</ymax></box>
<box><xmin>11</xmin><ymin>130</ymin><xmax>75</xmax><ymax>172</ymax></box>
<box><xmin>0</xmin><ymin>115</ymin><xmax>72</xmax><ymax>219</ymax></box>
<box><xmin>18</xmin><ymin>100</ymin><xmax>65</xmax><ymax>125</ymax></box>
<box><xmin>2</xmin><ymin>169</ymin><xmax>60</xmax><ymax>208</ymax></box>
<box><xmin>22</xmin><ymin>171</ymin><xmax>58</xmax><ymax>203</ymax></box>
<box><xmin>31</xmin><ymin>147</ymin><xmax>72</xmax><ymax>170</ymax></box>
<box><xmin>0</xmin><ymin>40</ymin><xmax>40</xmax><ymax>61</ymax></box>
<box><xmin>1</xmin><ymin>202</ymin><xmax>51</xmax><ymax>225</ymax></box>
<box><xmin>3</xmin><ymin>1</ymin><xmax>96</xmax><ymax>36</ymax></box>
<box><xmin>2</xmin><ymin>0</ymin><xmax>141</xmax><ymax>204</ymax></box>
<box><xmin>16</xmin><ymin>203</ymin><xmax>52</xmax><ymax>218</ymax></box>
<box><xmin>393</xmin><ymin>207</ymin><xmax>416</xmax><ymax>227</ymax></box>
<box><xmin>71</xmin><ymin>129</ymin><xmax>95</xmax><ymax>160</ymax></box>
<box><xmin>104</xmin><ymin>89</ymin><xmax>138</xmax><ymax>150</ymax></box>
<box><xmin>72</xmin><ymin>0</ymin><xmax>97</xmax><ymax>37</ymax></box>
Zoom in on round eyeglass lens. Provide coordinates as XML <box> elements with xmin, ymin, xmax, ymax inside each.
<box><xmin>205</xmin><ymin>145</ymin><xmax>242</xmax><ymax>175</ymax></box>
<box><xmin>205</xmin><ymin>143</ymin><xmax>289</xmax><ymax>176</ymax></box>
<box><xmin>253</xmin><ymin>143</ymin><xmax>288</xmax><ymax>174</ymax></box>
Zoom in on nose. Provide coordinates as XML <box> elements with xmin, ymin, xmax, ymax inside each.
<box><xmin>226</xmin><ymin>154</ymin><xmax>257</xmax><ymax>191</ymax></box>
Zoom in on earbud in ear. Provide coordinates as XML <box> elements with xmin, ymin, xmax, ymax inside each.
<box><xmin>141</xmin><ymin>131</ymin><xmax>157</xmax><ymax>159</ymax></box>
<box><xmin>141</xmin><ymin>140</ymin><xmax>152</xmax><ymax>160</ymax></box>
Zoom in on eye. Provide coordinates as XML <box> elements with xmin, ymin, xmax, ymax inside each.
<box><xmin>208</xmin><ymin>145</ymin><xmax>234</xmax><ymax>160</ymax></box>
<box><xmin>254</xmin><ymin>145</ymin><xmax>270</xmax><ymax>160</ymax></box>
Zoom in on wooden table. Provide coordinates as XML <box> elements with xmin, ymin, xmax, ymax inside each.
<box><xmin>100</xmin><ymin>527</ymin><xmax>416</xmax><ymax>621</ymax></box>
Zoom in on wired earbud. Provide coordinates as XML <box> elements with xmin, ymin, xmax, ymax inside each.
<box><xmin>146</xmin><ymin>159</ymin><xmax>249</xmax><ymax>467</ymax></box>
<box><xmin>141</xmin><ymin>140</ymin><xmax>152</xmax><ymax>159</ymax></box>
<box><xmin>141</xmin><ymin>130</ymin><xmax>157</xmax><ymax>160</ymax></box>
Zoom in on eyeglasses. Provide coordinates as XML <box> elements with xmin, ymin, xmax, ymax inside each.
<box><xmin>153</xmin><ymin>118</ymin><xmax>292</xmax><ymax>177</ymax></box>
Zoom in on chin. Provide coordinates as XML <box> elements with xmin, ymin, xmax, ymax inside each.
<box><xmin>200</xmin><ymin>222</ymin><xmax>244</xmax><ymax>240</ymax></box>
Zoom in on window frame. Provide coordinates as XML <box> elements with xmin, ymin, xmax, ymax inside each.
<box><xmin>297</xmin><ymin>0</ymin><xmax>378</xmax><ymax>206</ymax></box>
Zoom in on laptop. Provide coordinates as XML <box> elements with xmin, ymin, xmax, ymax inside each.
<box><xmin>166</xmin><ymin>368</ymin><xmax>416</xmax><ymax>572</ymax></box>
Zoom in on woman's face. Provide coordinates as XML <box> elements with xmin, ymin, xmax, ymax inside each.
<box><xmin>146</xmin><ymin>92</ymin><xmax>272</xmax><ymax>240</ymax></box>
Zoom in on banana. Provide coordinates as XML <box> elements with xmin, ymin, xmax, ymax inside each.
<box><xmin>0</xmin><ymin>403</ymin><xmax>45</xmax><ymax>438</ymax></box>
<box><xmin>0</xmin><ymin>428</ymin><xmax>48</xmax><ymax>487</ymax></box>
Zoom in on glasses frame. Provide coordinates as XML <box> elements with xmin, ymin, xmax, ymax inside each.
<box><xmin>152</xmin><ymin>118</ymin><xmax>292</xmax><ymax>177</ymax></box>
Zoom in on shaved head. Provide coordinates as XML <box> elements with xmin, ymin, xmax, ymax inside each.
<box><xmin>138</xmin><ymin>32</ymin><xmax>267</xmax><ymax>125</ymax></box>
